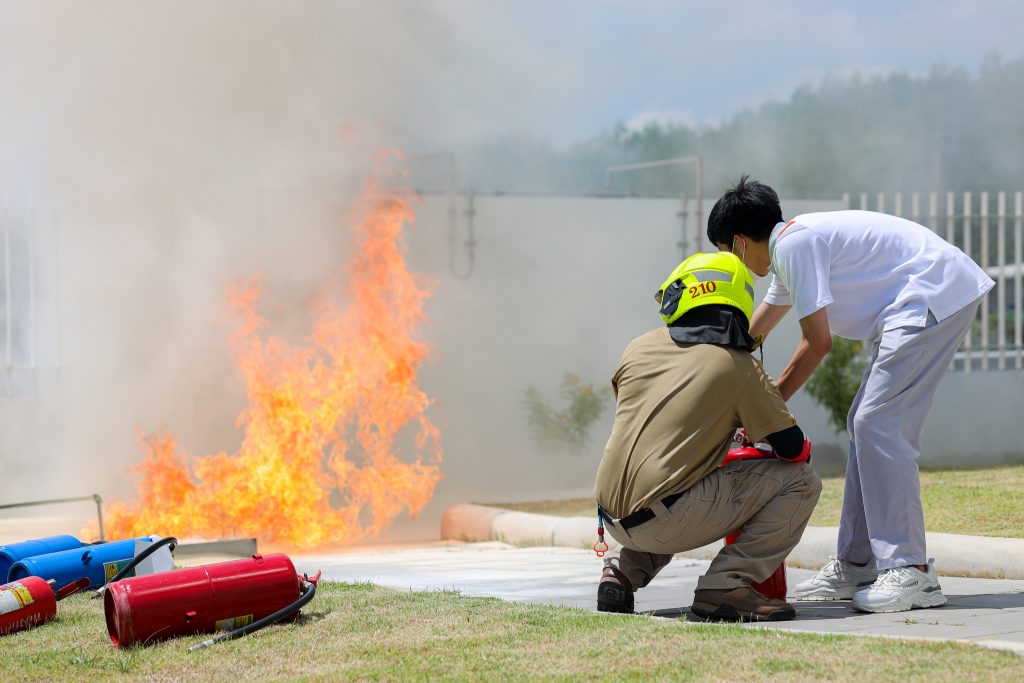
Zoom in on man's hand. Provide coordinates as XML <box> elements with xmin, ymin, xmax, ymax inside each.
<box><xmin>749</xmin><ymin>301</ymin><xmax>792</xmax><ymax>342</ymax></box>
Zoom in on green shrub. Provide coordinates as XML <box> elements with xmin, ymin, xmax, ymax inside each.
<box><xmin>804</xmin><ymin>336</ymin><xmax>867</xmax><ymax>434</ymax></box>
<box><xmin>523</xmin><ymin>373</ymin><xmax>612</xmax><ymax>455</ymax></box>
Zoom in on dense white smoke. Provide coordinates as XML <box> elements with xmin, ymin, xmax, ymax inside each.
<box><xmin>2</xmin><ymin>2</ymin><xmax>1021</xmax><ymax>542</ymax></box>
<box><xmin>0</xmin><ymin>1</ymin><xmax>456</xmax><ymax>507</ymax></box>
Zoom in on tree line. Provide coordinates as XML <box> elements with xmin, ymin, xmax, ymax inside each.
<box><xmin>454</xmin><ymin>53</ymin><xmax>1024</xmax><ymax>200</ymax></box>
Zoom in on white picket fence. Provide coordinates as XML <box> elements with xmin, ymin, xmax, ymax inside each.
<box><xmin>842</xmin><ymin>191</ymin><xmax>1023</xmax><ymax>372</ymax></box>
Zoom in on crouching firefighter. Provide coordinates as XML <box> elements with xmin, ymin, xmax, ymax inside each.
<box><xmin>593</xmin><ymin>252</ymin><xmax>821</xmax><ymax>621</ymax></box>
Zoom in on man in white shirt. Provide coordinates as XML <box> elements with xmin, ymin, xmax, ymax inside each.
<box><xmin>707</xmin><ymin>176</ymin><xmax>994</xmax><ymax>613</ymax></box>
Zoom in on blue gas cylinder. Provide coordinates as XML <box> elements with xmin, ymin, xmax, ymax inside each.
<box><xmin>8</xmin><ymin>537</ymin><xmax>152</xmax><ymax>587</ymax></box>
<box><xmin>0</xmin><ymin>535</ymin><xmax>84</xmax><ymax>582</ymax></box>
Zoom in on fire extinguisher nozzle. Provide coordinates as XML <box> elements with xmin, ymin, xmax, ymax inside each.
<box><xmin>188</xmin><ymin>637</ymin><xmax>220</xmax><ymax>653</ymax></box>
<box><xmin>56</xmin><ymin>577</ymin><xmax>91</xmax><ymax>601</ymax></box>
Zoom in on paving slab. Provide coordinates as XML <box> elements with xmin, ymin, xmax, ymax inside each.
<box><xmin>295</xmin><ymin>541</ymin><xmax>1024</xmax><ymax>657</ymax></box>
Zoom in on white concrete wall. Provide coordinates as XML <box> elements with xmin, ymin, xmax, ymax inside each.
<box><xmin>3</xmin><ymin>191</ymin><xmax>1020</xmax><ymax>541</ymax></box>
<box><xmin>404</xmin><ymin>194</ymin><xmax>1024</xmax><ymax>519</ymax></box>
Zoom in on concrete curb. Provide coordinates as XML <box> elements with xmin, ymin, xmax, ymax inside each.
<box><xmin>441</xmin><ymin>504</ymin><xmax>1024</xmax><ymax>579</ymax></box>
<box><xmin>175</xmin><ymin>538</ymin><xmax>257</xmax><ymax>557</ymax></box>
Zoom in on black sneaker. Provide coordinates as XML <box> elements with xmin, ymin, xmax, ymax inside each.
<box><xmin>597</xmin><ymin>567</ymin><xmax>634</xmax><ymax>613</ymax></box>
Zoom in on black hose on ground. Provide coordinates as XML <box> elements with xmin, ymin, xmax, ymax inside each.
<box><xmin>188</xmin><ymin>578</ymin><xmax>318</xmax><ymax>652</ymax></box>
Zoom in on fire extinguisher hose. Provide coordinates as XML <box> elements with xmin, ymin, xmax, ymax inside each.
<box><xmin>94</xmin><ymin>536</ymin><xmax>178</xmax><ymax>597</ymax></box>
<box><xmin>188</xmin><ymin>578</ymin><xmax>318</xmax><ymax>652</ymax></box>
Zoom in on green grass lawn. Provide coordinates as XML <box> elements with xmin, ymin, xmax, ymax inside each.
<box><xmin>4</xmin><ymin>582</ymin><xmax>1023</xmax><ymax>681</ymax></box>
<box><xmin>490</xmin><ymin>465</ymin><xmax>1024</xmax><ymax>538</ymax></box>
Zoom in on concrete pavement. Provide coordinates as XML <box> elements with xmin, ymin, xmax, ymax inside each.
<box><xmin>295</xmin><ymin>541</ymin><xmax>1024</xmax><ymax>657</ymax></box>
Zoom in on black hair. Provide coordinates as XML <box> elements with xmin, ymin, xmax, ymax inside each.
<box><xmin>706</xmin><ymin>175</ymin><xmax>783</xmax><ymax>246</ymax></box>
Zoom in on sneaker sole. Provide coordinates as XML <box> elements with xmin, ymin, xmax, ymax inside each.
<box><xmin>794</xmin><ymin>581</ymin><xmax>877</xmax><ymax>602</ymax></box>
<box><xmin>852</xmin><ymin>591</ymin><xmax>948</xmax><ymax>614</ymax></box>
<box><xmin>793</xmin><ymin>589</ymin><xmax>855</xmax><ymax>601</ymax></box>
<box><xmin>690</xmin><ymin>602</ymin><xmax>796</xmax><ymax>623</ymax></box>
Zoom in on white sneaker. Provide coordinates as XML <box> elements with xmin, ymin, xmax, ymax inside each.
<box><xmin>793</xmin><ymin>556</ymin><xmax>880</xmax><ymax>601</ymax></box>
<box><xmin>852</xmin><ymin>559</ymin><xmax>947</xmax><ymax>613</ymax></box>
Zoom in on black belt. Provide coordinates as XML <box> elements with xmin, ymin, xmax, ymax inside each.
<box><xmin>601</xmin><ymin>490</ymin><xmax>686</xmax><ymax>530</ymax></box>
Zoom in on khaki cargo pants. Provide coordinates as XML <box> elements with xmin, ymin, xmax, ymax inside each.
<box><xmin>604</xmin><ymin>459</ymin><xmax>821</xmax><ymax>591</ymax></box>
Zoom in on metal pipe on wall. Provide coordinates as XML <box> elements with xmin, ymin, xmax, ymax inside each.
<box><xmin>1016</xmin><ymin>192</ymin><xmax>1023</xmax><ymax>370</ymax></box>
<box><xmin>963</xmin><ymin>191</ymin><xmax>973</xmax><ymax>372</ymax></box>
<box><xmin>4</xmin><ymin>197</ymin><xmax>11</xmax><ymax>393</ymax></box>
<box><xmin>604</xmin><ymin>155</ymin><xmax>704</xmax><ymax>258</ymax></box>
<box><xmin>406</xmin><ymin>152</ymin><xmax>474</xmax><ymax>279</ymax></box>
<box><xmin>997</xmin><ymin>192</ymin><xmax>1006</xmax><ymax>370</ymax></box>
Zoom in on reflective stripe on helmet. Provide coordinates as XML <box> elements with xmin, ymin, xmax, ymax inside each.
<box><xmin>690</xmin><ymin>270</ymin><xmax>733</xmax><ymax>283</ymax></box>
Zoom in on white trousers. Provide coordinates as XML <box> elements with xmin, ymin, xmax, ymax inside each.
<box><xmin>837</xmin><ymin>299</ymin><xmax>980</xmax><ymax>570</ymax></box>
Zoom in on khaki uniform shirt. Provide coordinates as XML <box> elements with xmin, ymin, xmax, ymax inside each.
<box><xmin>594</xmin><ymin>328</ymin><xmax>797</xmax><ymax>519</ymax></box>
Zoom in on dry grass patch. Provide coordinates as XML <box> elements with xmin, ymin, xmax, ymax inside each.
<box><xmin>486</xmin><ymin>497</ymin><xmax>595</xmax><ymax>517</ymax></box>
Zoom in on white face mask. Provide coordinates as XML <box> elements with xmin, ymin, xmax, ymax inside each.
<box><xmin>732</xmin><ymin>236</ymin><xmax>747</xmax><ymax>266</ymax></box>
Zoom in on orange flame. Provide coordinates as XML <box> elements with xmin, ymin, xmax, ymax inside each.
<box><xmin>104</xmin><ymin>170</ymin><xmax>442</xmax><ymax>549</ymax></box>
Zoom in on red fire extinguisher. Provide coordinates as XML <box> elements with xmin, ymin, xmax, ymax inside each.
<box><xmin>723</xmin><ymin>529</ymin><xmax>788</xmax><ymax>600</ymax></box>
<box><xmin>722</xmin><ymin>444</ymin><xmax>788</xmax><ymax>601</ymax></box>
<box><xmin>104</xmin><ymin>553</ymin><xmax>319</xmax><ymax>649</ymax></box>
<box><xmin>0</xmin><ymin>576</ymin><xmax>90</xmax><ymax>637</ymax></box>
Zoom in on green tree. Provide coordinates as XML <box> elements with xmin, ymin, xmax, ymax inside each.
<box><xmin>804</xmin><ymin>337</ymin><xmax>867</xmax><ymax>434</ymax></box>
<box><xmin>460</xmin><ymin>52</ymin><xmax>1024</xmax><ymax>199</ymax></box>
<box><xmin>523</xmin><ymin>373</ymin><xmax>613</xmax><ymax>455</ymax></box>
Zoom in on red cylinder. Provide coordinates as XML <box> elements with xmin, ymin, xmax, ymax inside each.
<box><xmin>724</xmin><ymin>531</ymin><xmax>788</xmax><ymax>600</ymax></box>
<box><xmin>104</xmin><ymin>553</ymin><xmax>304</xmax><ymax>647</ymax></box>
<box><xmin>721</xmin><ymin>446</ymin><xmax>788</xmax><ymax>601</ymax></box>
<box><xmin>0</xmin><ymin>577</ymin><xmax>58</xmax><ymax>636</ymax></box>
<box><xmin>723</xmin><ymin>446</ymin><xmax>771</xmax><ymax>463</ymax></box>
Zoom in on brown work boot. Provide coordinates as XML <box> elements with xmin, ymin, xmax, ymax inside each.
<box><xmin>690</xmin><ymin>586</ymin><xmax>796</xmax><ymax>622</ymax></box>
<box><xmin>597</xmin><ymin>566</ymin><xmax>634</xmax><ymax>613</ymax></box>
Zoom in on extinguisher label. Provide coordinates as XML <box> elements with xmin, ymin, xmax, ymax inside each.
<box><xmin>103</xmin><ymin>559</ymin><xmax>135</xmax><ymax>583</ymax></box>
<box><xmin>0</xmin><ymin>581</ymin><xmax>35</xmax><ymax>615</ymax></box>
<box><xmin>215</xmin><ymin>614</ymin><xmax>253</xmax><ymax>631</ymax></box>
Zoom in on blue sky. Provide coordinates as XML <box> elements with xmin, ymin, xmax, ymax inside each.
<box><xmin>420</xmin><ymin>0</ymin><xmax>1024</xmax><ymax>145</ymax></box>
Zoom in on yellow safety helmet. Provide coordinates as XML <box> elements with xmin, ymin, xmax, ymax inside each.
<box><xmin>655</xmin><ymin>252</ymin><xmax>755</xmax><ymax>326</ymax></box>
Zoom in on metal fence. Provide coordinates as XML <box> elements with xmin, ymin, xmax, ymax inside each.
<box><xmin>842</xmin><ymin>191</ymin><xmax>1023</xmax><ymax>372</ymax></box>
<box><xmin>0</xmin><ymin>494</ymin><xmax>105</xmax><ymax>541</ymax></box>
